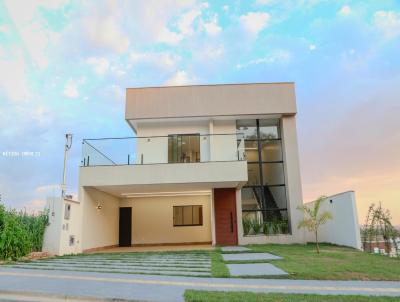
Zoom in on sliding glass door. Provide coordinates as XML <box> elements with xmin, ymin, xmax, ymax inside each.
<box><xmin>168</xmin><ymin>134</ymin><xmax>200</xmax><ymax>163</ymax></box>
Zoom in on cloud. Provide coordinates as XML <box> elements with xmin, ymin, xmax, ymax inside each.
<box><xmin>373</xmin><ymin>11</ymin><xmax>400</xmax><ymax>39</ymax></box>
<box><xmin>177</xmin><ymin>7</ymin><xmax>202</xmax><ymax>36</ymax></box>
<box><xmin>236</xmin><ymin>50</ymin><xmax>291</xmax><ymax>69</ymax></box>
<box><xmin>203</xmin><ymin>15</ymin><xmax>222</xmax><ymax>35</ymax></box>
<box><xmin>24</xmin><ymin>199</ymin><xmax>46</xmax><ymax>214</ymax></box>
<box><xmin>0</xmin><ymin>54</ymin><xmax>30</xmax><ymax>102</ymax></box>
<box><xmin>87</xmin><ymin>57</ymin><xmax>110</xmax><ymax>75</ymax></box>
<box><xmin>309</xmin><ymin>44</ymin><xmax>316</xmax><ymax>51</ymax></box>
<box><xmin>338</xmin><ymin>5</ymin><xmax>351</xmax><ymax>16</ymax></box>
<box><xmin>63</xmin><ymin>78</ymin><xmax>84</xmax><ymax>99</ymax></box>
<box><xmin>239</xmin><ymin>12</ymin><xmax>270</xmax><ymax>36</ymax></box>
<box><xmin>165</xmin><ymin>70</ymin><xmax>193</xmax><ymax>86</ymax></box>
<box><xmin>130</xmin><ymin>51</ymin><xmax>179</xmax><ymax>71</ymax></box>
<box><xmin>82</xmin><ymin>15</ymin><xmax>130</xmax><ymax>53</ymax></box>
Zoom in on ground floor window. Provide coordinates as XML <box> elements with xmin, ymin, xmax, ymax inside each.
<box><xmin>173</xmin><ymin>205</ymin><xmax>203</xmax><ymax>226</ymax></box>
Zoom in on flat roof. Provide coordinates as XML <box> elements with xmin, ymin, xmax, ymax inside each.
<box><xmin>125</xmin><ymin>82</ymin><xmax>297</xmax><ymax>122</ymax></box>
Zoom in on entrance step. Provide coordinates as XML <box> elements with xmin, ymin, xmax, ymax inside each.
<box><xmin>227</xmin><ymin>263</ymin><xmax>288</xmax><ymax>276</ymax></box>
<box><xmin>221</xmin><ymin>246</ymin><xmax>251</xmax><ymax>252</ymax></box>
<box><xmin>222</xmin><ymin>252</ymin><xmax>282</xmax><ymax>261</ymax></box>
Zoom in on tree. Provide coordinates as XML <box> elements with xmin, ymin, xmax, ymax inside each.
<box><xmin>297</xmin><ymin>196</ymin><xmax>333</xmax><ymax>253</ymax></box>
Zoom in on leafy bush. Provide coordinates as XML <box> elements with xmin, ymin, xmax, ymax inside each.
<box><xmin>0</xmin><ymin>204</ymin><xmax>49</xmax><ymax>260</ymax></box>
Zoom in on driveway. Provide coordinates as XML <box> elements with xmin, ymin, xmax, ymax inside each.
<box><xmin>0</xmin><ymin>267</ymin><xmax>399</xmax><ymax>302</ymax></box>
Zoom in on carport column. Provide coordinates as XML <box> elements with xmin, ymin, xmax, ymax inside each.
<box><xmin>211</xmin><ymin>189</ymin><xmax>216</xmax><ymax>246</ymax></box>
<box><xmin>236</xmin><ymin>188</ymin><xmax>244</xmax><ymax>245</ymax></box>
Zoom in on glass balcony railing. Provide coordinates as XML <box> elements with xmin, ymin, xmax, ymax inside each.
<box><xmin>81</xmin><ymin>133</ymin><xmax>246</xmax><ymax>167</ymax></box>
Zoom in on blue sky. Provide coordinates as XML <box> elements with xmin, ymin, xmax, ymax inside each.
<box><xmin>0</xmin><ymin>0</ymin><xmax>399</xmax><ymax>223</ymax></box>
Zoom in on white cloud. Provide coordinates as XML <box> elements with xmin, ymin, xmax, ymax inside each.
<box><xmin>0</xmin><ymin>24</ymin><xmax>10</xmax><ymax>34</ymax></box>
<box><xmin>0</xmin><ymin>54</ymin><xmax>30</xmax><ymax>102</ymax></box>
<box><xmin>24</xmin><ymin>199</ymin><xmax>46</xmax><ymax>214</ymax></box>
<box><xmin>87</xmin><ymin>57</ymin><xmax>110</xmax><ymax>75</ymax></box>
<box><xmin>177</xmin><ymin>8</ymin><xmax>202</xmax><ymax>36</ymax></box>
<box><xmin>236</xmin><ymin>50</ymin><xmax>291</xmax><ymax>69</ymax></box>
<box><xmin>63</xmin><ymin>78</ymin><xmax>84</xmax><ymax>99</ymax></box>
<box><xmin>309</xmin><ymin>44</ymin><xmax>316</xmax><ymax>51</ymax></box>
<box><xmin>338</xmin><ymin>5</ymin><xmax>351</xmax><ymax>16</ymax></box>
<box><xmin>165</xmin><ymin>70</ymin><xmax>193</xmax><ymax>86</ymax></box>
<box><xmin>35</xmin><ymin>184</ymin><xmax>60</xmax><ymax>194</ymax></box>
<box><xmin>157</xmin><ymin>27</ymin><xmax>183</xmax><ymax>45</ymax></box>
<box><xmin>203</xmin><ymin>15</ymin><xmax>222</xmax><ymax>35</ymax></box>
<box><xmin>222</xmin><ymin>5</ymin><xmax>229</xmax><ymax>12</ymax></box>
<box><xmin>374</xmin><ymin>11</ymin><xmax>400</xmax><ymax>39</ymax></box>
<box><xmin>83</xmin><ymin>16</ymin><xmax>130</xmax><ymax>53</ymax></box>
<box><xmin>130</xmin><ymin>51</ymin><xmax>179</xmax><ymax>71</ymax></box>
<box><xmin>256</xmin><ymin>0</ymin><xmax>276</xmax><ymax>5</ymax></box>
<box><xmin>239</xmin><ymin>12</ymin><xmax>270</xmax><ymax>36</ymax></box>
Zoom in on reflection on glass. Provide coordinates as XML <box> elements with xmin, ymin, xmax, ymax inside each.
<box><xmin>244</xmin><ymin>140</ymin><xmax>259</xmax><ymax>162</ymax></box>
<box><xmin>262</xmin><ymin>163</ymin><xmax>285</xmax><ymax>185</ymax></box>
<box><xmin>168</xmin><ymin>134</ymin><xmax>200</xmax><ymax>163</ymax></box>
<box><xmin>260</xmin><ymin>140</ymin><xmax>282</xmax><ymax>162</ymax></box>
<box><xmin>247</xmin><ymin>163</ymin><xmax>261</xmax><ymax>185</ymax></box>
<box><xmin>236</xmin><ymin>119</ymin><xmax>257</xmax><ymax>140</ymax></box>
<box><xmin>259</xmin><ymin>119</ymin><xmax>280</xmax><ymax>139</ymax></box>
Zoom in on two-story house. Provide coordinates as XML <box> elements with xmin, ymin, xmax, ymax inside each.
<box><xmin>73</xmin><ymin>83</ymin><xmax>304</xmax><ymax>252</ymax></box>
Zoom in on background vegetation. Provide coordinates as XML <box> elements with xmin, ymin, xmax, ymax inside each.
<box><xmin>0</xmin><ymin>203</ymin><xmax>49</xmax><ymax>261</ymax></box>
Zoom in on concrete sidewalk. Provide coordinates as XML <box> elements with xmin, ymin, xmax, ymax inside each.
<box><xmin>0</xmin><ymin>267</ymin><xmax>399</xmax><ymax>302</ymax></box>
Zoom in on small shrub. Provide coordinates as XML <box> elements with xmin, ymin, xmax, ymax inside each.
<box><xmin>242</xmin><ymin>217</ymin><xmax>252</xmax><ymax>236</ymax></box>
<box><xmin>250</xmin><ymin>218</ymin><xmax>263</xmax><ymax>234</ymax></box>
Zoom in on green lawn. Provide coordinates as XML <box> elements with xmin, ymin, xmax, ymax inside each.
<box><xmin>243</xmin><ymin>243</ymin><xmax>400</xmax><ymax>281</ymax></box>
<box><xmin>184</xmin><ymin>290</ymin><xmax>399</xmax><ymax>302</ymax></box>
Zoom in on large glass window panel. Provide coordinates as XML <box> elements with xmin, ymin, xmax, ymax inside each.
<box><xmin>236</xmin><ymin>120</ymin><xmax>258</xmax><ymax>140</ymax></box>
<box><xmin>262</xmin><ymin>162</ymin><xmax>285</xmax><ymax>185</ymax></box>
<box><xmin>241</xmin><ymin>187</ymin><xmax>263</xmax><ymax>210</ymax></box>
<box><xmin>260</xmin><ymin>140</ymin><xmax>282</xmax><ymax>162</ymax></box>
<box><xmin>168</xmin><ymin>134</ymin><xmax>200</xmax><ymax>163</ymax></box>
<box><xmin>265</xmin><ymin>185</ymin><xmax>287</xmax><ymax>209</ymax></box>
<box><xmin>183</xmin><ymin>206</ymin><xmax>193</xmax><ymax>224</ymax></box>
<box><xmin>244</xmin><ymin>140</ymin><xmax>259</xmax><ymax>162</ymax></box>
<box><xmin>173</xmin><ymin>207</ymin><xmax>183</xmax><ymax>225</ymax></box>
<box><xmin>247</xmin><ymin>163</ymin><xmax>261</xmax><ymax>185</ymax></box>
<box><xmin>259</xmin><ymin>119</ymin><xmax>280</xmax><ymax>139</ymax></box>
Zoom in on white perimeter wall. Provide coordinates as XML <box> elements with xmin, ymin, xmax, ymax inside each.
<box><xmin>43</xmin><ymin>197</ymin><xmax>82</xmax><ymax>255</ymax></box>
<box><xmin>305</xmin><ymin>191</ymin><xmax>361</xmax><ymax>249</ymax></box>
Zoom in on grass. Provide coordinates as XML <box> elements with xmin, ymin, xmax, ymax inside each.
<box><xmin>245</xmin><ymin>243</ymin><xmax>400</xmax><ymax>281</ymax></box>
<box><xmin>184</xmin><ymin>290</ymin><xmax>400</xmax><ymax>302</ymax></box>
<box><xmin>211</xmin><ymin>249</ymin><xmax>230</xmax><ymax>277</ymax></box>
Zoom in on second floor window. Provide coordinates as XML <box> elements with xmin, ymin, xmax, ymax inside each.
<box><xmin>168</xmin><ymin>134</ymin><xmax>200</xmax><ymax>163</ymax></box>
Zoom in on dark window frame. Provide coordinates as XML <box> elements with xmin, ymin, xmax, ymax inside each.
<box><xmin>173</xmin><ymin>205</ymin><xmax>203</xmax><ymax>227</ymax></box>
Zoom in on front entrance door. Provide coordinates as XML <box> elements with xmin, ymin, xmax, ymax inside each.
<box><xmin>119</xmin><ymin>207</ymin><xmax>132</xmax><ymax>247</ymax></box>
<box><xmin>214</xmin><ymin>188</ymin><xmax>238</xmax><ymax>245</ymax></box>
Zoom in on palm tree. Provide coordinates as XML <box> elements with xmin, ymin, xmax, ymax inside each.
<box><xmin>297</xmin><ymin>196</ymin><xmax>333</xmax><ymax>253</ymax></box>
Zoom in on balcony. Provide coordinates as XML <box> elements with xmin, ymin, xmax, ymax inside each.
<box><xmin>80</xmin><ymin>134</ymin><xmax>248</xmax><ymax>191</ymax></box>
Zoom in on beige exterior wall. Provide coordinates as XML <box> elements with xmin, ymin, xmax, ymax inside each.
<box><xmin>81</xmin><ymin>187</ymin><xmax>120</xmax><ymax>251</ymax></box>
<box><xmin>126</xmin><ymin>83</ymin><xmax>296</xmax><ymax>122</ymax></box>
<box><xmin>79</xmin><ymin>162</ymin><xmax>247</xmax><ymax>188</ymax></box>
<box><xmin>120</xmin><ymin>195</ymin><xmax>212</xmax><ymax>245</ymax></box>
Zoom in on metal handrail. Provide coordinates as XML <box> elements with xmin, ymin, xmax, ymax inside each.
<box><xmin>82</xmin><ymin>132</ymin><xmax>245</xmax><ymax>141</ymax></box>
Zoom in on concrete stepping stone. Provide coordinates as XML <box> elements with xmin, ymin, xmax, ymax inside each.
<box><xmin>221</xmin><ymin>246</ymin><xmax>251</xmax><ymax>252</ymax></box>
<box><xmin>227</xmin><ymin>263</ymin><xmax>288</xmax><ymax>276</ymax></box>
<box><xmin>222</xmin><ymin>252</ymin><xmax>282</xmax><ymax>261</ymax></box>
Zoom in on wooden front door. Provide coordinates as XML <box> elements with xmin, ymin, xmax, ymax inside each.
<box><xmin>119</xmin><ymin>207</ymin><xmax>132</xmax><ymax>247</ymax></box>
<box><xmin>214</xmin><ymin>188</ymin><xmax>238</xmax><ymax>246</ymax></box>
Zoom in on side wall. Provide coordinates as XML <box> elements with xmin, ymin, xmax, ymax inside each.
<box><xmin>305</xmin><ymin>191</ymin><xmax>361</xmax><ymax>249</ymax></box>
<box><xmin>81</xmin><ymin>187</ymin><xmax>120</xmax><ymax>251</ymax></box>
<box><xmin>120</xmin><ymin>195</ymin><xmax>212</xmax><ymax>245</ymax></box>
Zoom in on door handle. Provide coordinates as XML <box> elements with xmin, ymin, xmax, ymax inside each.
<box><xmin>230</xmin><ymin>212</ymin><xmax>233</xmax><ymax>233</ymax></box>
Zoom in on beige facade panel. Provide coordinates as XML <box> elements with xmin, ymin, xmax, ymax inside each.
<box><xmin>120</xmin><ymin>195</ymin><xmax>212</xmax><ymax>245</ymax></box>
<box><xmin>126</xmin><ymin>83</ymin><xmax>297</xmax><ymax>121</ymax></box>
<box><xmin>79</xmin><ymin>161</ymin><xmax>248</xmax><ymax>188</ymax></box>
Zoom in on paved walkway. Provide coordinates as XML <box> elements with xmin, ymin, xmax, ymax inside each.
<box><xmin>0</xmin><ymin>267</ymin><xmax>399</xmax><ymax>302</ymax></box>
<box><xmin>6</xmin><ymin>252</ymin><xmax>211</xmax><ymax>277</ymax></box>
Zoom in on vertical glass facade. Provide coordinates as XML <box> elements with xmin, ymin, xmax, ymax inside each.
<box><xmin>237</xmin><ymin>119</ymin><xmax>290</xmax><ymax>235</ymax></box>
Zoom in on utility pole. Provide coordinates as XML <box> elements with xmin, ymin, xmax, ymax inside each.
<box><xmin>61</xmin><ymin>134</ymin><xmax>73</xmax><ymax>198</ymax></box>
